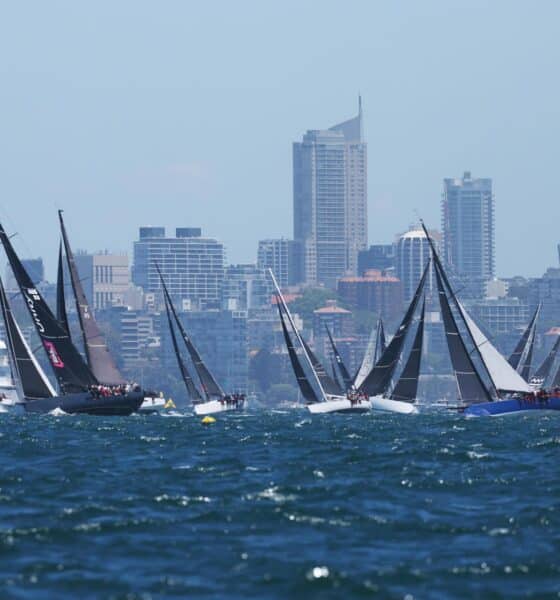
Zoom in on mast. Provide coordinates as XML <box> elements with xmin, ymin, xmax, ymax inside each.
<box><xmin>325</xmin><ymin>324</ymin><xmax>352</xmax><ymax>390</ymax></box>
<box><xmin>56</xmin><ymin>242</ymin><xmax>70</xmax><ymax>335</ymax></box>
<box><xmin>277</xmin><ymin>302</ymin><xmax>320</xmax><ymax>404</ymax></box>
<box><xmin>58</xmin><ymin>210</ymin><xmax>125</xmax><ymax>385</ymax></box>
<box><xmin>0</xmin><ymin>275</ymin><xmax>55</xmax><ymax>400</ymax></box>
<box><xmin>156</xmin><ymin>265</ymin><xmax>224</xmax><ymax>399</ymax></box>
<box><xmin>0</xmin><ymin>223</ymin><xmax>97</xmax><ymax>392</ymax></box>
<box><xmin>434</xmin><ymin>261</ymin><xmax>491</xmax><ymax>404</ymax></box>
<box><xmin>268</xmin><ymin>269</ymin><xmax>327</xmax><ymax>402</ymax></box>
<box><xmin>390</xmin><ymin>298</ymin><xmax>426</xmax><ymax>403</ymax></box>
<box><xmin>163</xmin><ymin>294</ymin><xmax>202</xmax><ymax>403</ymax></box>
<box><xmin>359</xmin><ymin>260</ymin><xmax>430</xmax><ymax>397</ymax></box>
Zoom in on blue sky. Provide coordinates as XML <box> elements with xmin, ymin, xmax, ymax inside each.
<box><xmin>1</xmin><ymin>1</ymin><xmax>559</xmax><ymax>279</ymax></box>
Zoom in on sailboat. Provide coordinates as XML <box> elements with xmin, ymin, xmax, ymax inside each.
<box><xmin>270</xmin><ymin>269</ymin><xmax>371</xmax><ymax>414</ymax></box>
<box><xmin>357</xmin><ymin>261</ymin><xmax>430</xmax><ymax>414</ymax></box>
<box><xmin>419</xmin><ymin>221</ymin><xmax>558</xmax><ymax>417</ymax></box>
<box><xmin>157</xmin><ymin>266</ymin><xmax>244</xmax><ymax>415</ymax></box>
<box><xmin>325</xmin><ymin>325</ymin><xmax>353</xmax><ymax>391</ymax></box>
<box><xmin>508</xmin><ymin>303</ymin><xmax>541</xmax><ymax>382</ymax></box>
<box><xmin>0</xmin><ymin>223</ymin><xmax>143</xmax><ymax>415</ymax></box>
<box><xmin>530</xmin><ymin>334</ymin><xmax>560</xmax><ymax>389</ymax></box>
<box><xmin>353</xmin><ymin>317</ymin><xmax>385</xmax><ymax>390</ymax></box>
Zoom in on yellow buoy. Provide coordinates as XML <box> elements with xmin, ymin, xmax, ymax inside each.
<box><xmin>201</xmin><ymin>416</ymin><xmax>216</xmax><ymax>425</ymax></box>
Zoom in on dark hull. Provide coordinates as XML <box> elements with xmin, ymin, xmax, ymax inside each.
<box><xmin>465</xmin><ymin>396</ymin><xmax>560</xmax><ymax>417</ymax></box>
<box><xmin>23</xmin><ymin>391</ymin><xmax>144</xmax><ymax>416</ymax></box>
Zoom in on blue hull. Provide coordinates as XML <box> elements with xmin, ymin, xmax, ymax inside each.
<box><xmin>465</xmin><ymin>396</ymin><xmax>560</xmax><ymax>417</ymax></box>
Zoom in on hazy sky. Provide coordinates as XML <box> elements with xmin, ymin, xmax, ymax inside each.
<box><xmin>1</xmin><ymin>1</ymin><xmax>559</xmax><ymax>279</ymax></box>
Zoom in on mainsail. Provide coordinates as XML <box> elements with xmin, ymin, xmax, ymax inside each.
<box><xmin>359</xmin><ymin>261</ymin><xmax>430</xmax><ymax>397</ymax></box>
<box><xmin>531</xmin><ymin>334</ymin><xmax>560</xmax><ymax>385</ymax></box>
<box><xmin>59</xmin><ymin>211</ymin><xmax>125</xmax><ymax>385</ymax></box>
<box><xmin>0</xmin><ymin>223</ymin><xmax>97</xmax><ymax>392</ymax></box>
<box><xmin>434</xmin><ymin>262</ymin><xmax>491</xmax><ymax>404</ymax></box>
<box><xmin>277</xmin><ymin>303</ymin><xmax>320</xmax><ymax>404</ymax></box>
<box><xmin>0</xmin><ymin>275</ymin><xmax>55</xmax><ymax>400</ymax></box>
<box><xmin>325</xmin><ymin>325</ymin><xmax>352</xmax><ymax>390</ymax></box>
<box><xmin>56</xmin><ymin>242</ymin><xmax>70</xmax><ymax>335</ymax></box>
<box><xmin>157</xmin><ymin>266</ymin><xmax>224</xmax><ymax>399</ymax></box>
<box><xmin>376</xmin><ymin>319</ymin><xmax>386</xmax><ymax>363</ymax></box>
<box><xmin>508</xmin><ymin>303</ymin><xmax>540</xmax><ymax>376</ymax></box>
<box><xmin>390</xmin><ymin>298</ymin><xmax>425</xmax><ymax>403</ymax></box>
<box><xmin>302</xmin><ymin>337</ymin><xmax>342</xmax><ymax>396</ymax></box>
<box><xmin>163</xmin><ymin>294</ymin><xmax>202</xmax><ymax>403</ymax></box>
<box><xmin>354</xmin><ymin>318</ymin><xmax>383</xmax><ymax>390</ymax></box>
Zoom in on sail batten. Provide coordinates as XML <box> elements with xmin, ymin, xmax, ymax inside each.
<box><xmin>58</xmin><ymin>211</ymin><xmax>124</xmax><ymax>385</ymax></box>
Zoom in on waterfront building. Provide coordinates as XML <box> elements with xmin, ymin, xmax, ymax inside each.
<box><xmin>293</xmin><ymin>100</ymin><xmax>367</xmax><ymax>288</ymax></box>
<box><xmin>442</xmin><ymin>171</ymin><xmax>495</xmax><ymax>298</ymax></box>
<box><xmin>132</xmin><ymin>227</ymin><xmax>225</xmax><ymax>309</ymax></box>
<box><xmin>74</xmin><ymin>251</ymin><xmax>130</xmax><ymax>310</ymax></box>
<box><xmin>257</xmin><ymin>238</ymin><xmax>301</xmax><ymax>287</ymax></box>
<box><xmin>223</xmin><ymin>264</ymin><xmax>272</xmax><ymax>310</ymax></box>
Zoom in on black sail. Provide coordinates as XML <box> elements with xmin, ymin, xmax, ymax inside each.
<box><xmin>302</xmin><ymin>337</ymin><xmax>342</xmax><ymax>396</ymax></box>
<box><xmin>434</xmin><ymin>262</ymin><xmax>491</xmax><ymax>404</ymax></box>
<box><xmin>157</xmin><ymin>267</ymin><xmax>224</xmax><ymax>399</ymax></box>
<box><xmin>59</xmin><ymin>211</ymin><xmax>125</xmax><ymax>385</ymax></box>
<box><xmin>331</xmin><ymin>359</ymin><xmax>343</xmax><ymax>391</ymax></box>
<box><xmin>390</xmin><ymin>298</ymin><xmax>425</xmax><ymax>403</ymax></box>
<box><xmin>277</xmin><ymin>303</ymin><xmax>319</xmax><ymax>404</ymax></box>
<box><xmin>0</xmin><ymin>276</ymin><xmax>54</xmax><ymax>400</ymax></box>
<box><xmin>376</xmin><ymin>319</ymin><xmax>386</xmax><ymax>363</ymax></box>
<box><xmin>164</xmin><ymin>295</ymin><xmax>202</xmax><ymax>403</ymax></box>
<box><xmin>56</xmin><ymin>242</ymin><xmax>70</xmax><ymax>335</ymax></box>
<box><xmin>325</xmin><ymin>325</ymin><xmax>352</xmax><ymax>389</ymax></box>
<box><xmin>508</xmin><ymin>304</ymin><xmax>540</xmax><ymax>379</ymax></box>
<box><xmin>532</xmin><ymin>335</ymin><xmax>560</xmax><ymax>384</ymax></box>
<box><xmin>360</xmin><ymin>260</ymin><xmax>430</xmax><ymax>396</ymax></box>
<box><xmin>0</xmin><ymin>223</ymin><xmax>96</xmax><ymax>392</ymax></box>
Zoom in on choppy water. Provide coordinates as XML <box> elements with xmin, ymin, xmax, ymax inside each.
<box><xmin>0</xmin><ymin>410</ymin><xmax>559</xmax><ymax>599</ymax></box>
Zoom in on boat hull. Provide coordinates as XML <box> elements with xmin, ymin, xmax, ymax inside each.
<box><xmin>23</xmin><ymin>391</ymin><xmax>144</xmax><ymax>416</ymax></box>
<box><xmin>138</xmin><ymin>396</ymin><xmax>167</xmax><ymax>414</ymax></box>
<box><xmin>369</xmin><ymin>396</ymin><xmax>418</xmax><ymax>414</ymax></box>
<box><xmin>307</xmin><ymin>398</ymin><xmax>371</xmax><ymax>414</ymax></box>
<box><xmin>194</xmin><ymin>400</ymin><xmax>244</xmax><ymax>416</ymax></box>
<box><xmin>465</xmin><ymin>396</ymin><xmax>560</xmax><ymax>417</ymax></box>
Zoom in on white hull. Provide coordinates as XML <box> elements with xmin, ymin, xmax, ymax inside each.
<box><xmin>138</xmin><ymin>397</ymin><xmax>167</xmax><ymax>414</ymax></box>
<box><xmin>370</xmin><ymin>396</ymin><xmax>418</xmax><ymax>414</ymax></box>
<box><xmin>307</xmin><ymin>397</ymin><xmax>372</xmax><ymax>414</ymax></box>
<box><xmin>194</xmin><ymin>400</ymin><xmax>243</xmax><ymax>416</ymax></box>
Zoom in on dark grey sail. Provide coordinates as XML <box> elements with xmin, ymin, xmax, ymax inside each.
<box><xmin>331</xmin><ymin>358</ymin><xmax>343</xmax><ymax>391</ymax></box>
<box><xmin>390</xmin><ymin>298</ymin><xmax>425</xmax><ymax>403</ymax></box>
<box><xmin>0</xmin><ymin>275</ymin><xmax>55</xmax><ymax>400</ymax></box>
<box><xmin>164</xmin><ymin>295</ymin><xmax>202</xmax><ymax>403</ymax></box>
<box><xmin>434</xmin><ymin>261</ymin><xmax>491</xmax><ymax>404</ymax></box>
<box><xmin>359</xmin><ymin>260</ymin><xmax>430</xmax><ymax>397</ymax></box>
<box><xmin>325</xmin><ymin>325</ymin><xmax>352</xmax><ymax>390</ymax></box>
<box><xmin>157</xmin><ymin>266</ymin><xmax>224</xmax><ymax>399</ymax></box>
<box><xmin>0</xmin><ymin>223</ymin><xmax>97</xmax><ymax>393</ymax></box>
<box><xmin>376</xmin><ymin>319</ymin><xmax>386</xmax><ymax>363</ymax></box>
<box><xmin>508</xmin><ymin>304</ymin><xmax>540</xmax><ymax>379</ymax></box>
<box><xmin>277</xmin><ymin>302</ymin><xmax>319</xmax><ymax>404</ymax></box>
<box><xmin>302</xmin><ymin>337</ymin><xmax>342</xmax><ymax>396</ymax></box>
<box><xmin>59</xmin><ymin>211</ymin><xmax>125</xmax><ymax>385</ymax></box>
<box><xmin>56</xmin><ymin>242</ymin><xmax>70</xmax><ymax>335</ymax></box>
<box><xmin>552</xmin><ymin>362</ymin><xmax>560</xmax><ymax>389</ymax></box>
<box><xmin>531</xmin><ymin>335</ymin><xmax>560</xmax><ymax>385</ymax></box>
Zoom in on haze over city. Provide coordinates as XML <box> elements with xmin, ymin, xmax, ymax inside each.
<box><xmin>1</xmin><ymin>1</ymin><xmax>559</xmax><ymax>279</ymax></box>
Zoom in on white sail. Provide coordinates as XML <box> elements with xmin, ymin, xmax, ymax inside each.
<box><xmin>354</xmin><ymin>324</ymin><xmax>378</xmax><ymax>390</ymax></box>
<box><xmin>458</xmin><ymin>302</ymin><xmax>531</xmax><ymax>394</ymax></box>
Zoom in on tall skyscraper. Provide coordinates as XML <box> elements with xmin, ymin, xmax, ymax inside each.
<box><xmin>132</xmin><ymin>227</ymin><xmax>225</xmax><ymax>309</ymax></box>
<box><xmin>442</xmin><ymin>171</ymin><xmax>495</xmax><ymax>298</ymax></box>
<box><xmin>293</xmin><ymin>99</ymin><xmax>367</xmax><ymax>288</ymax></box>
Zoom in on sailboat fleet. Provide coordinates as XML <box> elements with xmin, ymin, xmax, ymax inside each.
<box><xmin>0</xmin><ymin>213</ymin><xmax>558</xmax><ymax>418</ymax></box>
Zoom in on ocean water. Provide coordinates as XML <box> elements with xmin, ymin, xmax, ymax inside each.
<box><xmin>0</xmin><ymin>410</ymin><xmax>559</xmax><ymax>599</ymax></box>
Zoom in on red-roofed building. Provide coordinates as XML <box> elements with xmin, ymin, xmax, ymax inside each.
<box><xmin>313</xmin><ymin>300</ymin><xmax>353</xmax><ymax>339</ymax></box>
<box><xmin>337</xmin><ymin>269</ymin><xmax>403</xmax><ymax>320</ymax></box>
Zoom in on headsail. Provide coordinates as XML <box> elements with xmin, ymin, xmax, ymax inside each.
<box><xmin>157</xmin><ymin>266</ymin><xmax>224</xmax><ymax>399</ymax></box>
<box><xmin>0</xmin><ymin>275</ymin><xmax>56</xmax><ymax>400</ymax></box>
<box><xmin>325</xmin><ymin>325</ymin><xmax>352</xmax><ymax>390</ymax></box>
<box><xmin>390</xmin><ymin>298</ymin><xmax>425</xmax><ymax>403</ymax></box>
<box><xmin>359</xmin><ymin>261</ymin><xmax>430</xmax><ymax>397</ymax></box>
<box><xmin>508</xmin><ymin>304</ymin><xmax>540</xmax><ymax>381</ymax></box>
<box><xmin>331</xmin><ymin>358</ymin><xmax>343</xmax><ymax>391</ymax></box>
<box><xmin>434</xmin><ymin>262</ymin><xmax>491</xmax><ymax>404</ymax></box>
<box><xmin>163</xmin><ymin>294</ymin><xmax>202</xmax><ymax>403</ymax></box>
<box><xmin>277</xmin><ymin>302</ymin><xmax>320</xmax><ymax>404</ymax></box>
<box><xmin>56</xmin><ymin>242</ymin><xmax>70</xmax><ymax>335</ymax></box>
<box><xmin>0</xmin><ymin>223</ymin><xmax>97</xmax><ymax>392</ymax></box>
<box><xmin>531</xmin><ymin>335</ymin><xmax>560</xmax><ymax>386</ymax></box>
<box><xmin>59</xmin><ymin>210</ymin><xmax>125</xmax><ymax>385</ymax></box>
<box><xmin>354</xmin><ymin>318</ymin><xmax>383</xmax><ymax>390</ymax></box>
<box><xmin>376</xmin><ymin>319</ymin><xmax>386</xmax><ymax>363</ymax></box>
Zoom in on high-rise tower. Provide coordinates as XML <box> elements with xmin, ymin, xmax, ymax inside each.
<box><xmin>293</xmin><ymin>99</ymin><xmax>367</xmax><ymax>289</ymax></box>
